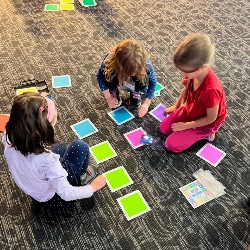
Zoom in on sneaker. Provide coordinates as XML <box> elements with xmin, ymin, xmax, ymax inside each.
<box><xmin>129</xmin><ymin>91</ymin><xmax>142</xmax><ymax>108</ymax></box>
<box><xmin>80</xmin><ymin>166</ymin><xmax>98</xmax><ymax>186</ymax></box>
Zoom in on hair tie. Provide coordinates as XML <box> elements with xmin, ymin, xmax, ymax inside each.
<box><xmin>39</xmin><ymin>106</ymin><xmax>45</xmax><ymax>111</ymax></box>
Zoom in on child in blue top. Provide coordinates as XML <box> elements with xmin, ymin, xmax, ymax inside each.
<box><xmin>96</xmin><ymin>39</ymin><xmax>157</xmax><ymax>118</ymax></box>
<box><xmin>2</xmin><ymin>93</ymin><xmax>106</xmax><ymax>215</ymax></box>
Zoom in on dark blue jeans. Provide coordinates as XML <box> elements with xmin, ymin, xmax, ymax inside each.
<box><xmin>52</xmin><ymin>139</ymin><xmax>90</xmax><ymax>185</ymax></box>
<box><xmin>43</xmin><ymin>140</ymin><xmax>90</xmax><ymax>214</ymax></box>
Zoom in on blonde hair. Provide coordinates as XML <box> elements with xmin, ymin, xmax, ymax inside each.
<box><xmin>174</xmin><ymin>33</ymin><xmax>215</xmax><ymax>71</ymax></box>
<box><xmin>105</xmin><ymin>39</ymin><xmax>147</xmax><ymax>85</ymax></box>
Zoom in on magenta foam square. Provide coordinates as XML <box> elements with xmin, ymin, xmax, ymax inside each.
<box><xmin>124</xmin><ymin>128</ymin><xmax>145</xmax><ymax>149</ymax></box>
<box><xmin>196</xmin><ymin>143</ymin><xmax>226</xmax><ymax>167</ymax></box>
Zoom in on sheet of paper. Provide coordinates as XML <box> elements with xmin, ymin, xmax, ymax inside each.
<box><xmin>52</xmin><ymin>75</ymin><xmax>72</xmax><ymax>88</ymax></box>
<box><xmin>44</xmin><ymin>4</ymin><xmax>59</xmax><ymax>11</ymax></box>
<box><xmin>104</xmin><ymin>166</ymin><xmax>134</xmax><ymax>192</ymax></box>
<box><xmin>179</xmin><ymin>180</ymin><xmax>214</xmax><ymax>208</ymax></box>
<box><xmin>79</xmin><ymin>0</ymin><xmax>97</xmax><ymax>7</ymax></box>
<box><xmin>60</xmin><ymin>3</ymin><xmax>75</xmax><ymax>10</ymax></box>
<box><xmin>108</xmin><ymin>106</ymin><xmax>134</xmax><ymax>125</ymax></box>
<box><xmin>71</xmin><ymin>118</ymin><xmax>98</xmax><ymax>139</ymax></box>
<box><xmin>0</xmin><ymin>114</ymin><xmax>10</xmax><ymax>132</ymax></box>
<box><xmin>124</xmin><ymin>127</ymin><xmax>145</xmax><ymax>149</ymax></box>
<box><xmin>149</xmin><ymin>104</ymin><xmax>168</xmax><ymax>122</ymax></box>
<box><xmin>90</xmin><ymin>141</ymin><xmax>117</xmax><ymax>164</ymax></box>
<box><xmin>117</xmin><ymin>190</ymin><xmax>151</xmax><ymax>220</ymax></box>
<box><xmin>196</xmin><ymin>143</ymin><xmax>226</xmax><ymax>167</ymax></box>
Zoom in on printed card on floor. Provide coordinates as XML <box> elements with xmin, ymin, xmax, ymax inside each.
<box><xmin>90</xmin><ymin>141</ymin><xmax>117</xmax><ymax>164</ymax></box>
<box><xmin>79</xmin><ymin>0</ymin><xmax>97</xmax><ymax>7</ymax></box>
<box><xmin>117</xmin><ymin>190</ymin><xmax>151</xmax><ymax>221</ymax></box>
<box><xmin>44</xmin><ymin>4</ymin><xmax>59</xmax><ymax>11</ymax></box>
<box><xmin>0</xmin><ymin>114</ymin><xmax>10</xmax><ymax>132</ymax></box>
<box><xmin>52</xmin><ymin>75</ymin><xmax>71</xmax><ymax>88</ymax></box>
<box><xmin>70</xmin><ymin>119</ymin><xmax>98</xmax><ymax>139</ymax></box>
<box><xmin>179</xmin><ymin>180</ymin><xmax>214</xmax><ymax>209</ymax></box>
<box><xmin>104</xmin><ymin>166</ymin><xmax>134</xmax><ymax>192</ymax></box>
<box><xmin>124</xmin><ymin>127</ymin><xmax>145</xmax><ymax>149</ymax></box>
<box><xmin>196</xmin><ymin>143</ymin><xmax>226</xmax><ymax>167</ymax></box>
<box><xmin>60</xmin><ymin>3</ymin><xmax>75</xmax><ymax>10</ymax></box>
<box><xmin>149</xmin><ymin>104</ymin><xmax>169</xmax><ymax>122</ymax></box>
<box><xmin>108</xmin><ymin>106</ymin><xmax>134</xmax><ymax>125</ymax></box>
<box><xmin>154</xmin><ymin>82</ymin><xmax>164</xmax><ymax>96</ymax></box>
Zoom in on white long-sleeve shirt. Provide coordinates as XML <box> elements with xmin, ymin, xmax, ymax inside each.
<box><xmin>2</xmin><ymin>134</ymin><xmax>93</xmax><ymax>202</ymax></box>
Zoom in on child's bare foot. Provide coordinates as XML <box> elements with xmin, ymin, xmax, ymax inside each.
<box><xmin>207</xmin><ymin>132</ymin><xmax>215</xmax><ymax>141</ymax></box>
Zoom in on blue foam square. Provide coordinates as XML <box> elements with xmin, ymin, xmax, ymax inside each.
<box><xmin>52</xmin><ymin>75</ymin><xmax>71</xmax><ymax>88</ymax></box>
<box><xmin>108</xmin><ymin>106</ymin><xmax>135</xmax><ymax>125</ymax></box>
<box><xmin>71</xmin><ymin>119</ymin><xmax>98</xmax><ymax>139</ymax></box>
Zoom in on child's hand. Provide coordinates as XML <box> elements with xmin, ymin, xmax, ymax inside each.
<box><xmin>90</xmin><ymin>175</ymin><xmax>106</xmax><ymax>192</ymax></box>
<box><xmin>107</xmin><ymin>96</ymin><xmax>119</xmax><ymax>109</ymax></box>
<box><xmin>164</xmin><ymin>105</ymin><xmax>176</xmax><ymax>114</ymax></box>
<box><xmin>138</xmin><ymin>103</ymin><xmax>149</xmax><ymax>118</ymax></box>
<box><xmin>171</xmin><ymin>122</ymin><xmax>188</xmax><ymax>132</ymax></box>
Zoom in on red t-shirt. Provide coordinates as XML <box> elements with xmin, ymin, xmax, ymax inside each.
<box><xmin>185</xmin><ymin>69</ymin><xmax>227</xmax><ymax>128</ymax></box>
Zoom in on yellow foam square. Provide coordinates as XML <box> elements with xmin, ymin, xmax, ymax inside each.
<box><xmin>60</xmin><ymin>3</ymin><xmax>74</xmax><ymax>10</ymax></box>
<box><xmin>16</xmin><ymin>87</ymin><xmax>38</xmax><ymax>96</ymax></box>
<box><xmin>60</xmin><ymin>0</ymin><xmax>74</xmax><ymax>4</ymax></box>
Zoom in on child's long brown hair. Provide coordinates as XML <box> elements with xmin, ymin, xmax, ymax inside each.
<box><xmin>173</xmin><ymin>33</ymin><xmax>215</xmax><ymax>104</ymax></box>
<box><xmin>105</xmin><ymin>39</ymin><xmax>147</xmax><ymax>86</ymax></box>
<box><xmin>6</xmin><ymin>93</ymin><xmax>55</xmax><ymax>156</ymax></box>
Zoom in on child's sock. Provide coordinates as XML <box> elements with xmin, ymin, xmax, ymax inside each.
<box><xmin>206</xmin><ymin>132</ymin><xmax>215</xmax><ymax>142</ymax></box>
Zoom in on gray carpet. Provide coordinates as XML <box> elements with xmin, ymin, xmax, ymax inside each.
<box><xmin>0</xmin><ymin>0</ymin><xmax>249</xmax><ymax>249</ymax></box>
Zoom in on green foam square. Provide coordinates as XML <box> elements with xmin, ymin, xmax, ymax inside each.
<box><xmin>104</xmin><ymin>166</ymin><xmax>133</xmax><ymax>192</ymax></box>
<box><xmin>117</xmin><ymin>191</ymin><xmax>151</xmax><ymax>220</ymax></box>
<box><xmin>90</xmin><ymin>141</ymin><xmax>117</xmax><ymax>164</ymax></box>
<box><xmin>80</xmin><ymin>0</ymin><xmax>96</xmax><ymax>7</ymax></box>
<box><xmin>44</xmin><ymin>4</ymin><xmax>59</xmax><ymax>11</ymax></box>
<box><xmin>155</xmin><ymin>82</ymin><xmax>164</xmax><ymax>92</ymax></box>
<box><xmin>154</xmin><ymin>90</ymin><xmax>160</xmax><ymax>96</ymax></box>
<box><xmin>154</xmin><ymin>82</ymin><xmax>164</xmax><ymax>96</ymax></box>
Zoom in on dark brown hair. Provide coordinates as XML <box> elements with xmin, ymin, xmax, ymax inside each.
<box><xmin>6</xmin><ymin>93</ymin><xmax>55</xmax><ymax>156</ymax></box>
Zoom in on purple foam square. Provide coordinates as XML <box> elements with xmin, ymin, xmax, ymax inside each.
<box><xmin>149</xmin><ymin>104</ymin><xmax>169</xmax><ymax>122</ymax></box>
<box><xmin>196</xmin><ymin>143</ymin><xmax>226</xmax><ymax>167</ymax></box>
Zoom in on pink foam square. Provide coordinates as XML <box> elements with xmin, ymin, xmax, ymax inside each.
<box><xmin>124</xmin><ymin>128</ymin><xmax>145</xmax><ymax>149</ymax></box>
<box><xmin>196</xmin><ymin>143</ymin><xmax>226</xmax><ymax>167</ymax></box>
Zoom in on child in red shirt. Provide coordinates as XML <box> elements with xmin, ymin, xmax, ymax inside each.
<box><xmin>160</xmin><ymin>33</ymin><xmax>227</xmax><ymax>153</ymax></box>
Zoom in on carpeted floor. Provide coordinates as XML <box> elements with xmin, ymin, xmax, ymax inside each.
<box><xmin>0</xmin><ymin>0</ymin><xmax>249</xmax><ymax>249</ymax></box>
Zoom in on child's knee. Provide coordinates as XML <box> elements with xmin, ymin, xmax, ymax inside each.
<box><xmin>160</xmin><ymin>121</ymin><xmax>172</xmax><ymax>135</ymax></box>
<box><xmin>165</xmin><ymin>137</ymin><xmax>183</xmax><ymax>153</ymax></box>
<box><xmin>160</xmin><ymin>123</ymin><xmax>168</xmax><ymax>134</ymax></box>
<box><xmin>72</xmin><ymin>139</ymin><xmax>89</xmax><ymax>149</ymax></box>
